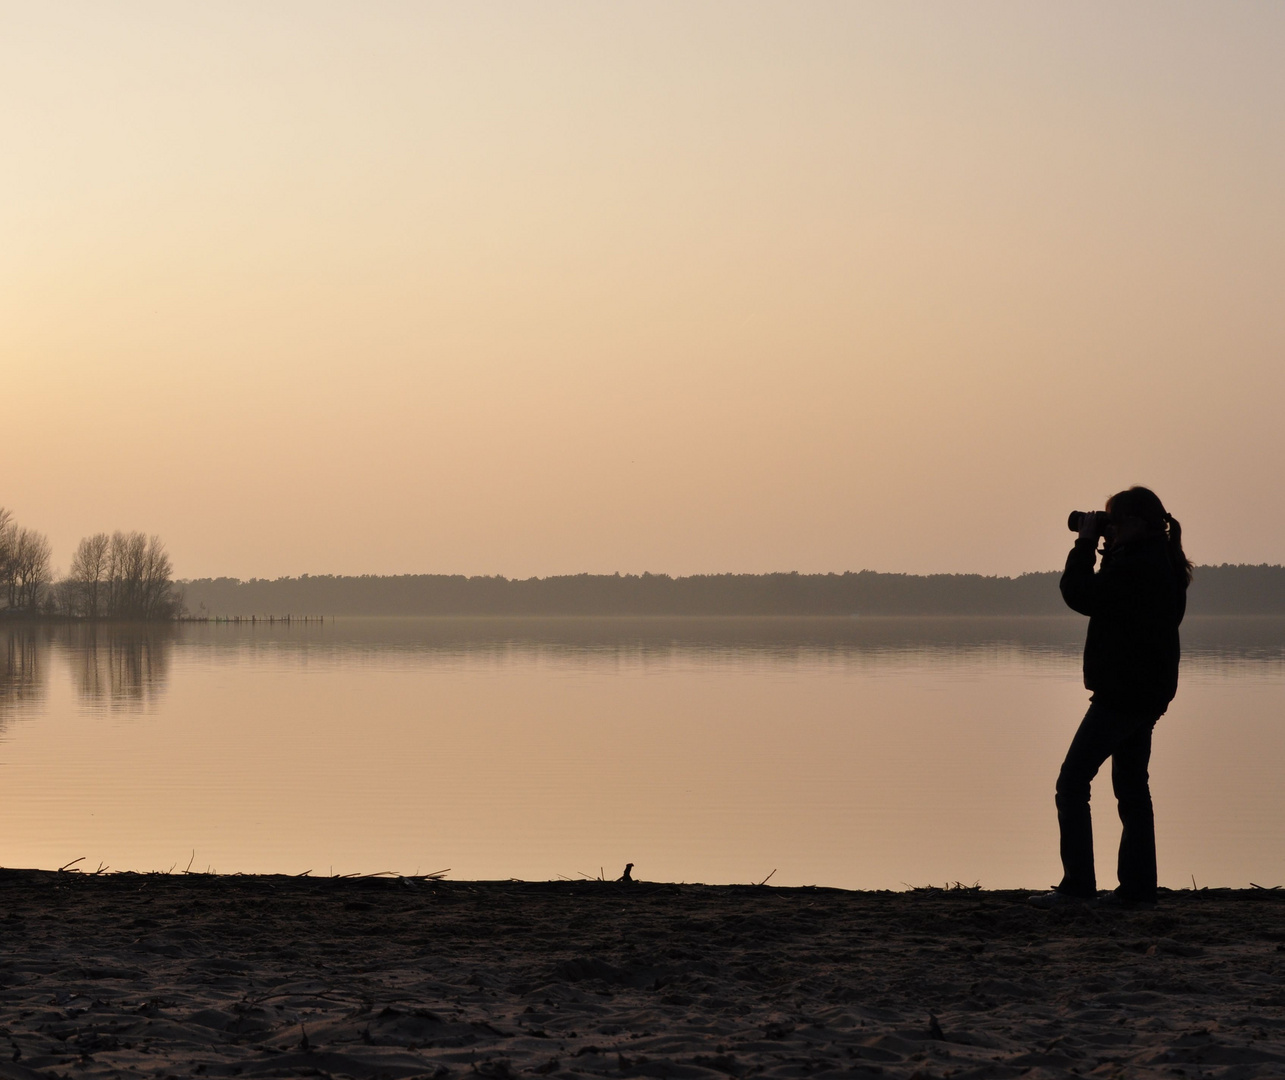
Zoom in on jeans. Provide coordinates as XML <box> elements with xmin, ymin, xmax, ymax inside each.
<box><xmin>1054</xmin><ymin>700</ymin><xmax>1161</xmax><ymax>901</ymax></box>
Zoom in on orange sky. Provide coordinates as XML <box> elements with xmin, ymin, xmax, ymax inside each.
<box><xmin>4</xmin><ymin>3</ymin><xmax>1283</xmax><ymax>579</ymax></box>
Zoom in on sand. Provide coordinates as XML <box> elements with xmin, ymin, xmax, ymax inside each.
<box><xmin>0</xmin><ymin>870</ymin><xmax>1282</xmax><ymax>1079</ymax></box>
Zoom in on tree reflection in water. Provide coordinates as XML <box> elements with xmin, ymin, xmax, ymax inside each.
<box><xmin>62</xmin><ymin>622</ymin><xmax>172</xmax><ymax>711</ymax></box>
<box><xmin>0</xmin><ymin>625</ymin><xmax>48</xmax><ymax>717</ymax></box>
<box><xmin>0</xmin><ymin>622</ymin><xmax>172</xmax><ymax>716</ymax></box>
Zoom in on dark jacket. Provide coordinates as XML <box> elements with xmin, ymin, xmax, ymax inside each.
<box><xmin>1060</xmin><ymin>535</ymin><xmax>1186</xmax><ymax>712</ymax></box>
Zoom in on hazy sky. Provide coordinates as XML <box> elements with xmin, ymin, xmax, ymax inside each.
<box><xmin>4</xmin><ymin>2</ymin><xmax>1283</xmax><ymax>580</ymax></box>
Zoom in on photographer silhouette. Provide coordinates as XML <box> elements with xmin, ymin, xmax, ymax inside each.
<box><xmin>1030</xmin><ymin>486</ymin><xmax>1192</xmax><ymax>910</ymax></box>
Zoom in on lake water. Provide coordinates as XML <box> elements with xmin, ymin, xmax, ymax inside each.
<box><xmin>2</xmin><ymin>617</ymin><xmax>1282</xmax><ymax>891</ymax></box>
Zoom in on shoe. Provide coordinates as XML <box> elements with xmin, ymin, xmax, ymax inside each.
<box><xmin>1027</xmin><ymin>889</ymin><xmax>1097</xmax><ymax>910</ymax></box>
<box><xmin>1098</xmin><ymin>890</ymin><xmax>1157</xmax><ymax>910</ymax></box>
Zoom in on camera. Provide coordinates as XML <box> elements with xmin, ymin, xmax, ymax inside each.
<box><xmin>1067</xmin><ymin>510</ymin><xmax>1111</xmax><ymax>534</ymax></box>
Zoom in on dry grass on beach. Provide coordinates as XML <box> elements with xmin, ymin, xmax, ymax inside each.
<box><xmin>0</xmin><ymin>869</ymin><xmax>1283</xmax><ymax>1079</ymax></box>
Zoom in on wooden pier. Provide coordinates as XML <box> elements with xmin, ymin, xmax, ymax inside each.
<box><xmin>179</xmin><ymin>615</ymin><xmax>327</xmax><ymax>624</ymax></box>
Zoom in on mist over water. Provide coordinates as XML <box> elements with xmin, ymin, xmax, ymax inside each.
<box><xmin>2</xmin><ymin>617</ymin><xmax>1282</xmax><ymax>889</ymax></box>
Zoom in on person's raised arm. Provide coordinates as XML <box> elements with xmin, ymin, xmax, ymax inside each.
<box><xmin>1059</xmin><ymin>515</ymin><xmax>1102</xmax><ymax>615</ymax></box>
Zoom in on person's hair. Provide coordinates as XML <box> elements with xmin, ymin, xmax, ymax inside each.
<box><xmin>1106</xmin><ymin>486</ymin><xmax>1193</xmax><ymax>587</ymax></box>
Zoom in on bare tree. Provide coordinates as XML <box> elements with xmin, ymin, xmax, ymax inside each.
<box><xmin>0</xmin><ymin>512</ymin><xmax>53</xmax><ymax>613</ymax></box>
<box><xmin>108</xmin><ymin>532</ymin><xmax>136</xmax><ymax>617</ymax></box>
<box><xmin>0</xmin><ymin>508</ymin><xmax>15</xmax><ymax>610</ymax></box>
<box><xmin>140</xmin><ymin>535</ymin><xmax>177</xmax><ymax>618</ymax></box>
<box><xmin>11</xmin><ymin>528</ymin><xmax>52</xmax><ymax>612</ymax></box>
<box><xmin>106</xmin><ymin>531</ymin><xmax>180</xmax><ymax>619</ymax></box>
<box><xmin>48</xmin><ymin>577</ymin><xmax>82</xmax><ymax>617</ymax></box>
<box><xmin>69</xmin><ymin>533</ymin><xmax>111</xmax><ymax>618</ymax></box>
<box><xmin>2</xmin><ymin>511</ymin><xmax>179</xmax><ymax>621</ymax></box>
<box><xmin>107</xmin><ymin>532</ymin><xmax>140</xmax><ymax>617</ymax></box>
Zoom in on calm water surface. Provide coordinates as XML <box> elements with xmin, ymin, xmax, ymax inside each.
<box><xmin>1</xmin><ymin>617</ymin><xmax>1282</xmax><ymax>890</ymax></box>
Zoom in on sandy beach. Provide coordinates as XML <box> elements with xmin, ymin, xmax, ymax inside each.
<box><xmin>0</xmin><ymin>870</ymin><xmax>1281</xmax><ymax>1079</ymax></box>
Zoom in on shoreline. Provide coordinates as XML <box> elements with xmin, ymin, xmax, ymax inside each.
<box><xmin>2</xmin><ymin>870</ymin><xmax>1281</xmax><ymax>1078</ymax></box>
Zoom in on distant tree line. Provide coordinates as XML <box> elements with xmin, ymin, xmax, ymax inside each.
<box><xmin>0</xmin><ymin>507</ymin><xmax>180</xmax><ymax>619</ymax></box>
<box><xmin>179</xmin><ymin>569</ymin><xmax>1064</xmax><ymax>617</ymax></box>
<box><xmin>177</xmin><ymin>564</ymin><xmax>1285</xmax><ymax>618</ymax></box>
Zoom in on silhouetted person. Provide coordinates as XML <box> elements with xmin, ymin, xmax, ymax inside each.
<box><xmin>1030</xmin><ymin>486</ymin><xmax>1192</xmax><ymax>910</ymax></box>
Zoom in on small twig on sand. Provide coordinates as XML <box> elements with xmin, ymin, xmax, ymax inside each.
<box><xmin>1250</xmin><ymin>882</ymin><xmax>1281</xmax><ymax>890</ymax></box>
<box><xmin>757</xmin><ymin>869</ymin><xmax>777</xmax><ymax>886</ymax></box>
<box><xmin>58</xmin><ymin>857</ymin><xmax>85</xmax><ymax>873</ymax></box>
<box><xmin>185</xmin><ymin>850</ymin><xmax>195</xmax><ymax>874</ymax></box>
<box><xmin>1192</xmin><ymin>874</ymin><xmax>1198</xmax><ymax>891</ymax></box>
<box><xmin>92</xmin><ymin>862</ymin><xmax>110</xmax><ymax>875</ymax></box>
<box><xmin>295</xmin><ymin>870</ymin><xmax>312</xmax><ymax>877</ymax></box>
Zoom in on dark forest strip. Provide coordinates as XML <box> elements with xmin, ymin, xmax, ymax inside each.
<box><xmin>178</xmin><ymin>564</ymin><xmax>1285</xmax><ymax>617</ymax></box>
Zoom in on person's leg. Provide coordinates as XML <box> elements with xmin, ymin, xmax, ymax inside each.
<box><xmin>1054</xmin><ymin>702</ymin><xmax>1117</xmax><ymax>897</ymax></box>
<box><xmin>1112</xmin><ymin>715</ymin><xmax>1160</xmax><ymax>902</ymax></box>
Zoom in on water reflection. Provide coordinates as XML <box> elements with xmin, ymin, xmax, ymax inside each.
<box><xmin>62</xmin><ymin>623</ymin><xmax>172</xmax><ymax>711</ymax></box>
<box><xmin>0</xmin><ymin>616</ymin><xmax>1283</xmax><ymax>884</ymax></box>
<box><xmin>176</xmin><ymin>615</ymin><xmax>1088</xmax><ymax>665</ymax></box>
<box><xmin>173</xmin><ymin>614</ymin><xmax>1285</xmax><ymax>670</ymax></box>
<box><xmin>0</xmin><ymin>622</ymin><xmax>172</xmax><ymax>715</ymax></box>
<box><xmin>6</xmin><ymin>616</ymin><xmax>1282</xmax><ymax>709</ymax></box>
<box><xmin>0</xmin><ymin>624</ymin><xmax>47</xmax><ymax>718</ymax></box>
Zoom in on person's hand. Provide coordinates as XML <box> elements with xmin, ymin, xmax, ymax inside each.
<box><xmin>1078</xmin><ymin>512</ymin><xmax>1101</xmax><ymax>544</ymax></box>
